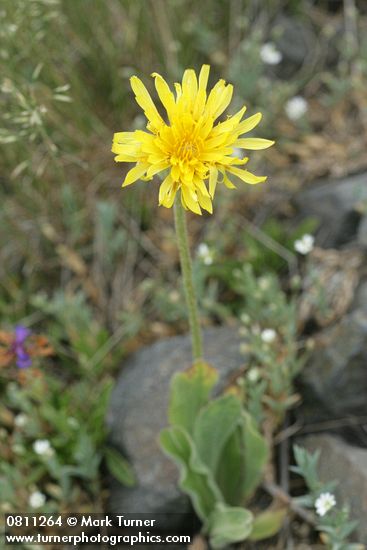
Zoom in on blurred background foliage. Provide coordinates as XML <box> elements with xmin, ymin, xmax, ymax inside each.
<box><xmin>1</xmin><ymin>0</ymin><xmax>367</xmax><ymax>517</ymax></box>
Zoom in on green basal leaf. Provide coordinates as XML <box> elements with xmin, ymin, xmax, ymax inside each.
<box><xmin>208</xmin><ymin>502</ymin><xmax>253</xmax><ymax>549</ymax></box>
<box><xmin>193</xmin><ymin>394</ymin><xmax>242</xmax><ymax>474</ymax></box>
<box><xmin>215</xmin><ymin>424</ymin><xmax>245</xmax><ymax>506</ymax></box>
<box><xmin>104</xmin><ymin>447</ymin><xmax>136</xmax><ymax>487</ymax></box>
<box><xmin>168</xmin><ymin>361</ymin><xmax>218</xmax><ymax>435</ymax></box>
<box><xmin>214</xmin><ymin>409</ymin><xmax>269</xmax><ymax>505</ymax></box>
<box><xmin>160</xmin><ymin>425</ymin><xmax>223</xmax><ymax>522</ymax></box>
<box><xmin>242</xmin><ymin>411</ymin><xmax>269</xmax><ymax>500</ymax></box>
<box><xmin>249</xmin><ymin>508</ymin><xmax>287</xmax><ymax>541</ymax></box>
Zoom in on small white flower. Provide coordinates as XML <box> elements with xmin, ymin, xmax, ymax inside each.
<box><xmin>197</xmin><ymin>243</ymin><xmax>210</xmax><ymax>259</ymax></box>
<box><xmin>294</xmin><ymin>234</ymin><xmax>314</xmax><ymax>255</ymax></box>
<box><xmin>197</xmin><ymin>243</ymin><xmax>214</xmax><ymax>266</ymax></box>
<box><xmin>29</xmin><ymin>491</ymin><xmax>46</xmax><ymax>509</ymax></box>
<box><xmin>261</xmin><ymin>328</ymin><xmax>276</xmax><ymax>343</ymax></box>
<box><xmin>14</xmin><ymin>413</ymin><xmax>28</xmax><ymax>427</ymax></box>
<box><xmin>247</xmin><ymin>367</ymin><xmax>261</xmax><ymax>383</ymax></box>
<box><xmin>33</xmin><ymin>439</ymin><xmax>54</xmax><ymax>457</ymax></box>
<box><xmin>260</xmin><ymin>42</ymin><xmax>282</xmax><ymax>65</ymax></box>
<box><xmin>285</xmin><ymin>96</ymin><xmax>308</xmax><ymax>120</ymax></box>
<box><xmin>315</xmin><ymin>492</ymin><xmax>336</xmax><ymax>517</ymax></box>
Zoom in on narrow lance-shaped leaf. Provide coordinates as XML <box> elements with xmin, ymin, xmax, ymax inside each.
<box><xmin>104</xmin><ymin>447</ymin><xmax>136</xmax><ymax>488</ymax></box>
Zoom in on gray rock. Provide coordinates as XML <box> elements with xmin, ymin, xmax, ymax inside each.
<box><xmin>294</xmin><ymin>172</ymin><xmax>367</xmax><ymax>247</ymax></box>
<box><xmin>358</xmin><ymin>214</ymin><xmax>367</xmax><ymax>248</ymax></box>
<box><xmin>302</xmin><ymin>435</ymin><xmax>367</xmax><ymax>543</ymax></box>
<box><xmin>274</xmin><ymin>16</ymin><xmax>316</xmax><ymax>75</ymax></box>
<box><xmin>106</xmin><ymin>326</ymin><xmax>245</xmax><ymax>521</ymax></box>
<box><xmin>353</xmin><ymin>280</ymin><xmax>367</xmax><ymax>311</ymax></box>
<box><xmin>299</xmin><ymin>309</ymin><xmax>367</xmax><ymax>422</ymax></box>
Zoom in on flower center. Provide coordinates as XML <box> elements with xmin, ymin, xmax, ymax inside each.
<box><xmin>175</xmin><ymin>136</ymin><xmax>201</xmax><ymax>162</ymax></box>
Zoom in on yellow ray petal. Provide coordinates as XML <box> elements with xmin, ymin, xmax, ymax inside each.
<box><xmin>209</xmin><ymin>166</ymin><xmax>218</xmax><ymax>198</ymax></box>
<box><xmin>197</xmin><ymin>189</ymin><xmax>213</xmax><ymax>214</ymax></box>
<box><xmin>200</xmin><ymin>148</ymin><xmax>233</xmax><ymax>161</ymax></box>
<box><xmin>181</xmin><ymin>185</ymin><xmax>202</xmax><ymax>215</ymax></box>
<box><xmin>221</xmin><ymin>170</ymin><xmax>237</xmax><ymax>189</ymax></box>
<box><xmin>113</xmin><ymin>131</ymin><xmax>136</xmax><ymax>142</ymax></box>
<box><xmin>193</xmin><ymin>176</ymin><xmax>210</xmax><ymax>198</ymax></box>
<box><xmin>227</xmin><ymin>166</ymin><xmax>267</xmax><ymax>184</ymax></box>
<box><xmin>210</xmin><ymin>105</ymin><xmax>247</xmax><ymax>137</ymax></box>
<box><xmin>162</xmin><ymin>180</ymin><xmax>178</xmax><ymax>208</ymax></box>
<box><xmin>235</xmin><ymin>138</ymin><xmax>274</xmax><ymax>150</ymax></box>
<box><xmin>152</xmin><ymin>72</ymin><xmax>176</xmax><ymax>120</ymax></box>
<box><xmin>147</xmin><ymin>154</ymin><xmax>167</xmax><ymax>166</ymax></box>
<box><xmin>198</xmin><ymin>65</ymin><xmax>210</xmax><ymax>92</ymax></box>
<box><xmin>211</xmin><ymin>84</ymin><xmax>233</xmax><ymax>120</ymax></box>
<box><xmin>146</xmin><ymin>161</ymin><xmax>169</xmax><ymax>178</ymax></box>
<box><xmin>235</xmin><ymin>113</ymin><xmax>262</xmax><ymax>136</ymax></box>
<box><xmin>159</xmin><ymin>174</ymin><xmax>173</xmax><ymax>204</ymax></box>
<box><xmin>140</xmin><ymin>141</ymin><xmax>164</xmax><ymax>155</ymax></box>
<box><xmin>193</xmin><ymin>65</ymin><xmax>210</xmax><ymax>118</ymax></box>
<box><xmin>204</xmin><ymin>134</ymin><xmax>228</xmax><ymax>149</ymax></box>
<box><xmin>130</xmin><ymin>76</ymin><xmax>163</xmax><ymax>129</ymax></box>
<box><xmin>182</xmin><ymin>166</ymin><xmax>195</xmax><ymax>185</ymax></box>
<box><xmin>112</xmin><ymin>142</ymin><xmax>141</xmax><ymax>155</ymax></box>
<box><xmin>171</xmin><ymin>164</ymin><xmax>181</xmax><ymax>182</ymax></box>
<box><xmin>205</xmin><ymin>79</ymin><xmax>226</xmax><ymax>116</ymax></box>
<box><xmin>122</xmin><ymin>163</ymin><xmax>149</xmax><ymax>187</ymax></box>
<box><xmin>226</xmin><ymin>156</ymin><xmax>249</xmax><ymax>166</ymax></box>
<box><xmin>174</xmin><ymin>82</ymin><xmax>182</xmax><ymax>101</ymax></box>
<box><xmin>163</xmin><ymin>189</ymin><xmax>177</xmax><ymax>208</ymax></box>
<box><xmin>182</xmin><ymin>68</ymin><xmax>198</xmax><ymax>108</ymax></box>
<box><xmin>114</xmin><ymin>154</ymin><xmax>139</xmax><ymax>163</ymax></box>
<box><xmin>196</xmin><ymin>114</ymin><xmax>214</xmax><ymax>140</ymax></box>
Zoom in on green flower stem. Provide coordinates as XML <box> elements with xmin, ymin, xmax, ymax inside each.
<box><xmin>174</xmin><ymin>200</ymin><xmax>204</xmax><ymax>363</ymax></box>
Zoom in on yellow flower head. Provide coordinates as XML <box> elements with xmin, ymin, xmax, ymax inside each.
<box><xmin>112</xmin><ymin>65</ymin><xmax>274</xmax><ymax>215</ymax></box>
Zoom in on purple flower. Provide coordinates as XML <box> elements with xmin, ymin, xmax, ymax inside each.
<box><xmin>12</xmin><ymin>325</ymin><xmax>32</xmax><ymax>368</ymax></box>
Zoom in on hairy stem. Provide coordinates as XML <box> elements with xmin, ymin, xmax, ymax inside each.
<box><xmin>174</xmin><ymin>200</ymin><xmax>204</xmax><ymax>363</ymax></box>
